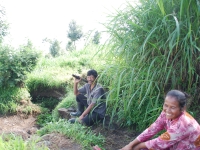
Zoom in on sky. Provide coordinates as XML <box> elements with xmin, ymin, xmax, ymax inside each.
<box><xmin>1</xmin><ymin>0</ymin><xmax>129</xmax><ymax>51</ymax></box>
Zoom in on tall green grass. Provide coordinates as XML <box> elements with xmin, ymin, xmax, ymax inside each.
<box><xmin>100</xmin><ymin>0</ymin><xmax>200</xmax><ymax>130</ymax></box>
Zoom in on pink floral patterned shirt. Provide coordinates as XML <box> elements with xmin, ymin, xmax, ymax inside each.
<box><xmin>137</xmin><ymin>111</ymin><xmax>200</xmax><ymax>150</ymax></box>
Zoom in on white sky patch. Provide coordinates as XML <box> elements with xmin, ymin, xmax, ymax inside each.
<box><xmin>1</xmin><ymin>0</ymin><xmax>132</xmax><ymax>51</ymax></box>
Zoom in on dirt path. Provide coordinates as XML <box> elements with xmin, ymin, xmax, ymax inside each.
<box><xmin>0</xmin><ymin>114</ymin><xmax>137</xmax><ymax>150</ymax></box>
<box><xmin>0</xmin><ymin>114</ymin><xmax>83</xmax><ymax>150</ymax></box>
<box><xmin>0</xmin><ymin>114</ymin><xmax>37</xmax><ymax>139</ymax></box>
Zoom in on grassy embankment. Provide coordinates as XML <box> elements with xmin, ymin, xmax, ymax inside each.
<box><xmin>0</xmin><ymin>44</ymin><xmax>107</xmax><ymax>150</ymax></box>
<box><xmin>26</xmin><ymin>44</ymin><xmax>107</xmax><ymax>150</ymax></box>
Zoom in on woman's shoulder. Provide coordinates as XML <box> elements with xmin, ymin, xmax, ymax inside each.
<box><xmin>178</xmin><ymin>111</ymin><xmax>200</xmax><ymax>127</ymax></box>
<box><xmin>183</xmin><ymin>111</ymin><xmax>195</xmax><ymax>120</ymax></box>
<box><xmin>181</xmin><ymin>111</ymin><xmax>200</xmax><ymax>124</ymax></box>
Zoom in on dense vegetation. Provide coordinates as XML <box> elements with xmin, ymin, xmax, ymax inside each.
<box><xmin>0</xmin><ymin>43</ymin><xmax>41</xmax><ymax>115</ymax></box>
<box><xmin>0</xmin><ymin>0</ymin><xmax>200</xmax><ymax>149</ymax></box>
<box><xmin>100</xmin><ymin>0</ymin><xmax>200</xmax><ymax>130</ymax></box>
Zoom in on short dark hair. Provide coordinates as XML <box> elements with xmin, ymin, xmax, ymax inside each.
<box><xmin>87</xmin><ymin>69</ymin><xmax>98</xmax><ymax>78</ymax></box>
<box><xmin>166</xmin><ymin>90</ymin><xmax>190</xmax><ymax>108</ymax></box>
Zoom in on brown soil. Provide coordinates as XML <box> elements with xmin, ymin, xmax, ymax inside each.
<box><xmin>0</xmin><ymin>114</ymin><xmax>138</xmax><ymax>150</ymax></box>
<box><xmin>91</xmin><ymin>123</ymin><xmax>138</xmax><ymax>150</ymax></box>
<box><xmin>30</xmin><ymin>88</ymin><xmax>66</xmax><ymax>100</ymax></box>
<box><xmin>0</xmin><ymin>114</ymin><xmax>38</xmax><ymax>139</ymax></box>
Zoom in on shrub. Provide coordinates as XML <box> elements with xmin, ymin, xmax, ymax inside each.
<box><xmin>0</xmin><ymin>45</ymin><xmax>40</xmax><ymax>88</ymax></box>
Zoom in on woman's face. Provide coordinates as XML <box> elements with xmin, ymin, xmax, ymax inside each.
<box><xmin>163</xmin><ymin>96</ymin><xmax>182</xmax><ymax>120</ymax></box>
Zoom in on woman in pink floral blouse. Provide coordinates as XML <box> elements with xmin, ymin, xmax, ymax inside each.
<box><xmin>120</xmin><ymin>90</ymin><xmax>200</xmax><ymax>150</ymax></box>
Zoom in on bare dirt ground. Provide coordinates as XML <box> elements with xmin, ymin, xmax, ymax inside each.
<box><xmin>0</xmin><ymin>114</ymin><xmax>83</xmax><ymax>150</ymax></box>
<box><xmin>0</xmin><ymin>114</ymin><xmax>37</xmax><ymax>139</ymax></box>
<box><xmin>0</xmin><ymin>114</ymin><xmax>138</xmax><ymax>150</ymax></box>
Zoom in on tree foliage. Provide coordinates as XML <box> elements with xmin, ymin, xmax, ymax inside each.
<box><xmin>67</xmin><ymin>20</ymin><xmax>83</xmax><ymax>49</ymax></box>
<box><xmin>101</xmin><ymin>0</ymin><xmax>200</xmax><ymax>130</ymax></box>
<box><xmin>50</xmin><ymin>40</ymin><xmax>61</xmax><ymax>57</ymax></box>
<box><xmin>0</xmin><ymin>44</ymin><xmax>40</xmax><ymax>88</ymax></box>
<box><xmin>43</xmin><ymin>38</ymin><xmax>61</xmax><ymax>57</ymax></box>
<box><xmin>92</xmin><ymin>31</ymin><xmax>101</xmax><ymax>45</ymax></box>
<box><xmin>66</xmin><ymin>41</ymin><xmax>75</xmax><ymax>51</ymax></box>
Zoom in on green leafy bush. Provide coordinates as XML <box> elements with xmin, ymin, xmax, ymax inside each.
<box><xmin>0</xmin><ymin>45</ymin><xmax>40</xmax><ymax>88</ymax></box>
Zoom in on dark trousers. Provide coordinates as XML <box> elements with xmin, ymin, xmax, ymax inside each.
<box><xmin>76</xmin><ymin>94</ymin><xmax>103</xmax><ymax>126</ymax></box>
<box><xmin>76</xmin><ymin>94</ymin><xmax>88</xmax><ymax>110</ymax></box>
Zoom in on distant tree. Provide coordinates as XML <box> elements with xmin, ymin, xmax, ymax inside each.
<box><xmin>50</xmin><ymin>40</ymin><xmax>61</xmax><ymax>57</ymax></box>
<box><xmin>92</xmin><ymin>31</ymin><xmax>101</xmax><ymax>44</ymax></box>
<box><xmin>24</xmin><ymin>39</ymin><xmax>33</xmax><ymax>50</ymax></box>
<box><xmin>66</xmin><ymin>41</ymin><xmax>75</xmax><ymax>51</ymax></box>
<box><xmin>67</xmin><ymin>20</ymin><xmax>83</xmax><ymax>50</ymax></box>
<box><xmin>43</xmin><ymin>38</ymin><xmax>61</xmax><ymax>57</ymax></box>
<box><xmin>0</xmin><ymin>6</ymin><xmax>9</xmax><ymax>43</ymax></box>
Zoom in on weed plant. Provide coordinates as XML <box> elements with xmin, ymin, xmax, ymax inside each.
<box><xmin>36</xmin><ymin>108</ymin><xmax>53</xmax><ymax>127</ymax></box>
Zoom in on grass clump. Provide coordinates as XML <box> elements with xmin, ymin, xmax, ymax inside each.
<box><xmin>0</xmin><ymin>87</ymin><xmax>40</xmax><ymax>115</ymax></box>
<box><xmin>38</xmin><ymin>120</ymin><xmax>105</xmax><ymax>150</ymax></box>
<box><xmin>0</xmin><ymin>134</ymin><xmax>48</xmax><ymax>150</ymax></box>
<box><xmin>36</xmin><ymin>107</ymin><xmax>53</xmax><ymax>127</ymax></box>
